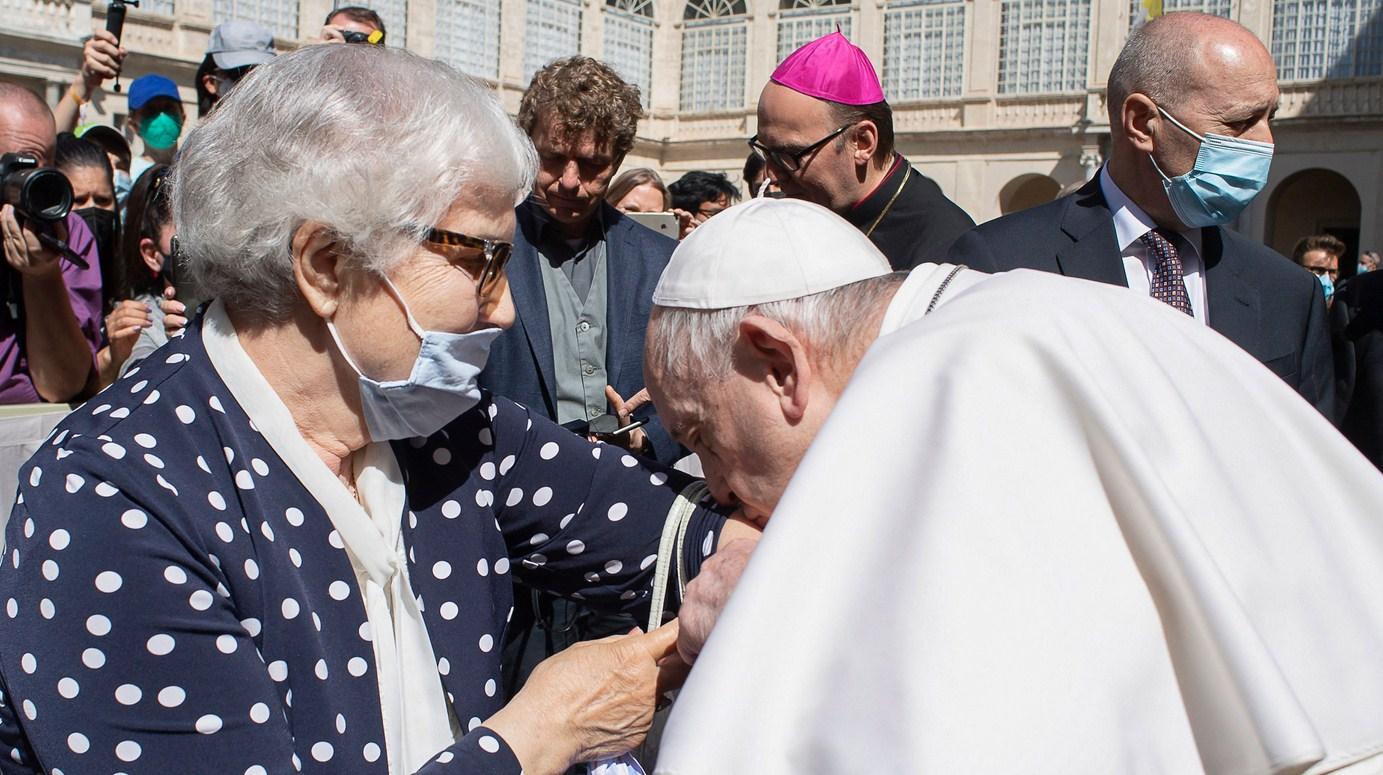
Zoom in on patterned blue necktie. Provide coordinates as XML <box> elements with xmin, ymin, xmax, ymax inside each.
<box><xmin>1139</xmin><ymin>229</ymin><xmax>1193</xmax><ymax>316</ymax></box>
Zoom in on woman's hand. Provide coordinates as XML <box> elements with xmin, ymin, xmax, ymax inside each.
<box><xmin>105</xmin><ymin>299</ymin><xmax>153</xmax><ymax>372</ymax></box>
<box><xmin>160</xmin><ymin>285</ymin><xmax>189</xmax><ymax>337</ymax></box>
<box><xmin>485</xmin><ymin>621</ymin><xmax>680</xmax><ymax>774</ymax></box>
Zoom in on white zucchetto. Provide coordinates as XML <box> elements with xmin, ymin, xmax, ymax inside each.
<box><xmin>651</xmin><ymin>198</ymin><xmax>892</xmax><ymax>310</ymax></box>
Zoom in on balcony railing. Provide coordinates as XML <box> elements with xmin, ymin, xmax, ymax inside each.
<box><xmin>4</xmin><ymin>0</ymin><xmax>91</xmax><ymax>40</ymax></box>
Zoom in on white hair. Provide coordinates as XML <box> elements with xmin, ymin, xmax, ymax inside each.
<box><xmin>646</xmin><ymin>272</ymin><xmax>907</xmax><ymax>384</ymax></box>
<box><xmin>173</xmin><ymin>43</ymin><xmax>537</xmax><ymax>322</ymax></box>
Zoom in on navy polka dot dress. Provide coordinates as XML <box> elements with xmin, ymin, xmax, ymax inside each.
<box><xmin>0</xmin><ymin>318</ymin><xmax>724</xmax><ymax>774</ymax></box>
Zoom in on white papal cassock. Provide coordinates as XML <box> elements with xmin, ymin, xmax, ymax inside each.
<box><xmin>656</xmin><ymin>264</ymin><xmax>1383</xmax><ymax>775</ymax></box>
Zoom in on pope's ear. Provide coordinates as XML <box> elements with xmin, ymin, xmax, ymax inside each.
<box><xmin>737</xmin><ymin>315</ymin><xmax>812</xmax><ymax>422</ymax></box>
<box><xmin>292</xmin><ymin>221</ymin><xmax>348</xmax><ymax>319</ymax></box>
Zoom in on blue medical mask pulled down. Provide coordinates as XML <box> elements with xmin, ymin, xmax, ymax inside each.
<box><xmin>1148</xmin><ymin>105</ymin><xmax>1274</xmax><ymax>228</ymax></box>
<box><xmin>327</xmin><ymin>276</ymin><xmax>501</xmax><ymax>442</ymax></box>
<box><xmin>1318</xmin><ymin>272</ymin><xmax>1335</xmax><ymax>302</ymax></box>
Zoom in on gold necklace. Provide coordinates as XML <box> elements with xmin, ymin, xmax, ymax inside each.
<box><xmin>864</xmin><ymin>166</ymin><xmax>911</xmax><ymax>238</ymax></box>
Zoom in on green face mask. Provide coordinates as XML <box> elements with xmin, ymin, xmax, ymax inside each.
<box><xmin>138</xmin><ymin>111</ymin><xmax>183</xmax><ymax>151</ymax></box>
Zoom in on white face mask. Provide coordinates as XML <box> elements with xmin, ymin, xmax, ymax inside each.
<box><xmin>327</xmin><ymin>275</ymin><xmax>502</xmax><ymax>441</ymax></box>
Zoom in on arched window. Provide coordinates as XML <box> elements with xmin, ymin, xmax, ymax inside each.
<box><xmin>524</xmin><ymin>0</ymin><xmax>584</xmax><ymax>85</ymax></box>
<box><xmin>777</xmin><ymin>0</ymin><xmax>851</xmax><ymax>62</ymax></box>
<box><xmin>436</xmin><ymin>0</ymin><xmax>501</xmax><ymax>80</ymax></box>
<box><xmin>997</xmin><ymin>0</ymin><xmax>1092</xmax><ymax>94</ymax></box>
<box><xmin>605</xmin><ymin>0</ymin><xmax>655</xmax><ymax>106</ymax></box>
<box><xmin>332</xmin><ymin>0</ymin><xmax>408</xmax><ymax>46</ymax></box>
<box><xmin>883</xmin><ymin>0</ymin><xmax>965</xmax><ymax>100</ymax></box>
<box><xmin>680</xmin><ymin>0</ymin><xmax>748</xmax><ymax>112</ymax></box>
<box><xmin>1272</xmin><ymin>0</ymin><xmax>1383</xmax><ymax>80</ymax></box>
<box><xmin>213</xmin><ymin>0</ymin><xmax>298</xmax><ymax>41</ymax></box>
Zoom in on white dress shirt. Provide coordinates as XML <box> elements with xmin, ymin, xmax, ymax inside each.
<box><xmin>1099</xmin><ymin>167</ymin><xmax>1210</xmax><ymax>325</ymax></box>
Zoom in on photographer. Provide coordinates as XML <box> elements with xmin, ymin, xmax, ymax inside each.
<box><xmin>319</xmin><ymin>6</ymin><xmax>387</xmax><ymax>44</ymax></box>
<box><xmin>0</xmin><ymin>83</ymin><xmax>103</xmax><ymax>404</ymax></box>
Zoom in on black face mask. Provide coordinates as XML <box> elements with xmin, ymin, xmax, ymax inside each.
<box><xmin>75</xmin><ymin>207</ymin><xmax>118</xmax><ymax>265</ymax></box>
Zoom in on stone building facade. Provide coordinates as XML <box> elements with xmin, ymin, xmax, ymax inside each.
<box><xmin>3</xmin><ymin>0</ymin><xmax>1380</xmax><ymax>267</ymax></box>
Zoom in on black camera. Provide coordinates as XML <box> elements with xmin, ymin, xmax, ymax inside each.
<box><xmin>0</xmin><ymin>153</ymin><xmax>73</xmax><ymax>223</ymax></box>
<box><xmin>341</xmin><ymin>29</ymin><xmax>384</xmax><ymax>44</ymax></box>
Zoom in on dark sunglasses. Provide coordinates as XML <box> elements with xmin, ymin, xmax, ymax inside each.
<box><xmin>422</xmin><ymin>226</ymin><xmax>512</xmax><ymax>296</ymax></box>
<box><xmin>747</xmin><ymin>123</ymin><xmax>854</xmax><ymax>173</ymax></box>
<box><xmin>217</xmin><ymin>65</ymin><xmax>257</xmax><ymax>84</ymax></box>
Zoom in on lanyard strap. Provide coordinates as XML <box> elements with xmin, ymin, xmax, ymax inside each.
<box><xmin>648</xmin><ymin>481</ymin><xmax>709</xmax><ymax>631</ymax></box>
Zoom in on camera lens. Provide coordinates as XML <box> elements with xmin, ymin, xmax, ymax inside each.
<box><xmin>10</xmin><ymin>167</ymin><xmax>73</xmax><ymax>222</ymax></box>
<box><xmin>19</xmin><ymin>167</ymin><xmax>73</xmax><ymax>221</ymax></box>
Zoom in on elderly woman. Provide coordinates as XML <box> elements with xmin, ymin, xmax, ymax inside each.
<box><xmin>0</xmin><ymin>45</ymin><xmax>753</xmax><ymax>774</ymax></box>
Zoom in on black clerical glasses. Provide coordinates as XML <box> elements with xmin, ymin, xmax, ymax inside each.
<box><xmin>747</xmin><ymin>123</ymin><xmax>855</xmax><ymax>173</ymax></box>
<box><xmin>421</xmin><ymin>227</ymin><xmax>513</xmax><ymax>296</ymax></box>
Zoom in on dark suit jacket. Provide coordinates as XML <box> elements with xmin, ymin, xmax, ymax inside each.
<box><xmin>1334</xmin><ymin>271</ymin><xmax>1383</xmax><ymax>468</ymax></box>
<box><xmin>480</xmin><ymin>200</ymin><xmax>680</xmax><ymax>463</ymax></box>
<box><xmin>948</xmin><ymin>176</ymin><xmax>1335</xmax><ymax>418</ymax></box>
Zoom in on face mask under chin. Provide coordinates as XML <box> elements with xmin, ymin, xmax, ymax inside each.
<box><xmin>325</xmin><ymin>276</ymin><xmax>502</xmax><ymax>442</ymax></box>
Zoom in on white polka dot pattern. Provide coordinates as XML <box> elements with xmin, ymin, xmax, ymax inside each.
<box><xmin>0</xmin><ymin>344</ymin><xmax>721</xmax><ymax>774</ymax></box>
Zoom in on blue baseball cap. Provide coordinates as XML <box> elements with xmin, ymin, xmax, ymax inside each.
<box><xmin>128</xmin><ymin>75</ymin><xmax>182</xmax><ymax>111</ymax></box>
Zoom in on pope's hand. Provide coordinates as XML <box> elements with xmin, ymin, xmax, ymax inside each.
<box><xmin>678</xmin><ymin>535</ymin><xmax>757</xmax><ymax>665</ymax></box>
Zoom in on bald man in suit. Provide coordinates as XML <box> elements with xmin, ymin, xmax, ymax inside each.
<box><xmin>949</xmin><ymin>13</ymin><xmax>1333</xmax><ymax>417</ymax></box>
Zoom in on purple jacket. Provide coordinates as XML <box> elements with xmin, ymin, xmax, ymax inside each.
<box><xmin>0</xmin><ymin>212</ymin><xmax>103</xmax><ymax>403</ymax></box>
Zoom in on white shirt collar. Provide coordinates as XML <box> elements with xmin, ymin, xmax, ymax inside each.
<box><xmin>1099</xmin><ymin>167</ymin><xmax>1204</xmax><ymax>260</ymax></box>
<box><xmin>1099</xmin><ymin>167</ymin><xmax>1163</xmax><ymax>253</ymax></box>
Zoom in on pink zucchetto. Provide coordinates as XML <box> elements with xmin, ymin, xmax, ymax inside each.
<box><xmin>769</xmin><ymin>31</ymin><xmax>885</xmax><ymax>106</ymax></box>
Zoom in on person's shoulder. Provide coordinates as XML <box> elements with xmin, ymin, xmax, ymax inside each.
<box><xmin>1215</xmin><ymin>228</ymin><xmax>1317</xmax><ymax>296</ymax></box>
<box><xmin>970</xmin><ymin>192</ymin><xmax>1087</xmax><ymax>241</ymax></box>
<box><xmin>43</xmin><ymin>323</ymin><xmax>211</xmax><ymax>456</ymax></box>
<box><xmin>12</xmin><ymin>331</ymin><xmax>234</xmax><ymax>539</ymax></box>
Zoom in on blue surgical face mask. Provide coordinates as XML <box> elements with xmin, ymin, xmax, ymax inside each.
<box><xmin>327</xmin><ymin>276</ymin><xmax>502</xmax><ymax>441</ymax></box>
<box><xmin>1148</xmin><ymin>105</ymin><xmax>1274</xmax><ymax>228</ymax></box>
<box><xmin>1318</xmin><ymin>272</ymin><xmax>1335</xmax><ymax>302</ymax></box>
<box><xmin>114</xmin><ymin>170</ymin><xmax>132</xmax><ymax>208</ymax></box>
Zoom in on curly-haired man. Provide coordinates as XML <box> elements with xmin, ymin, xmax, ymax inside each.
<box><xmin>480</xmin><ymin>57</ymin><xmax>686</xmax><ymax>700</ymax></box>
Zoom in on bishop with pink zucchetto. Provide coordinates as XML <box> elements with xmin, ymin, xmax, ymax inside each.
<box><xmin>750</xmin><ymin>31</ymin><xmax>979</xmax><ymax>271</ymax></box>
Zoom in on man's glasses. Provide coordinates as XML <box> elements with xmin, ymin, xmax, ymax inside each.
<box><xmin>422</xmin><ymin>226</ymin><xmax>513</xmax><ymax>296</ymax></box>
<box><xmin>747</xmin><ymin>123</ymin><xmax>854</xmax><ymax>173</ymax></box>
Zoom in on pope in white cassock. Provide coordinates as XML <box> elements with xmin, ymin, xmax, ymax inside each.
<box><xmin>643</xmin><ymin>198</ymin><xmax>1383</xmax><ymax>775</ymax></box>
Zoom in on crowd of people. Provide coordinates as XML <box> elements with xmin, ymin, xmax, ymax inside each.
<box><xmin>0</xmin><ymin>8</ymin><xmax>1381</xmax><ymax>775</ymax></box>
